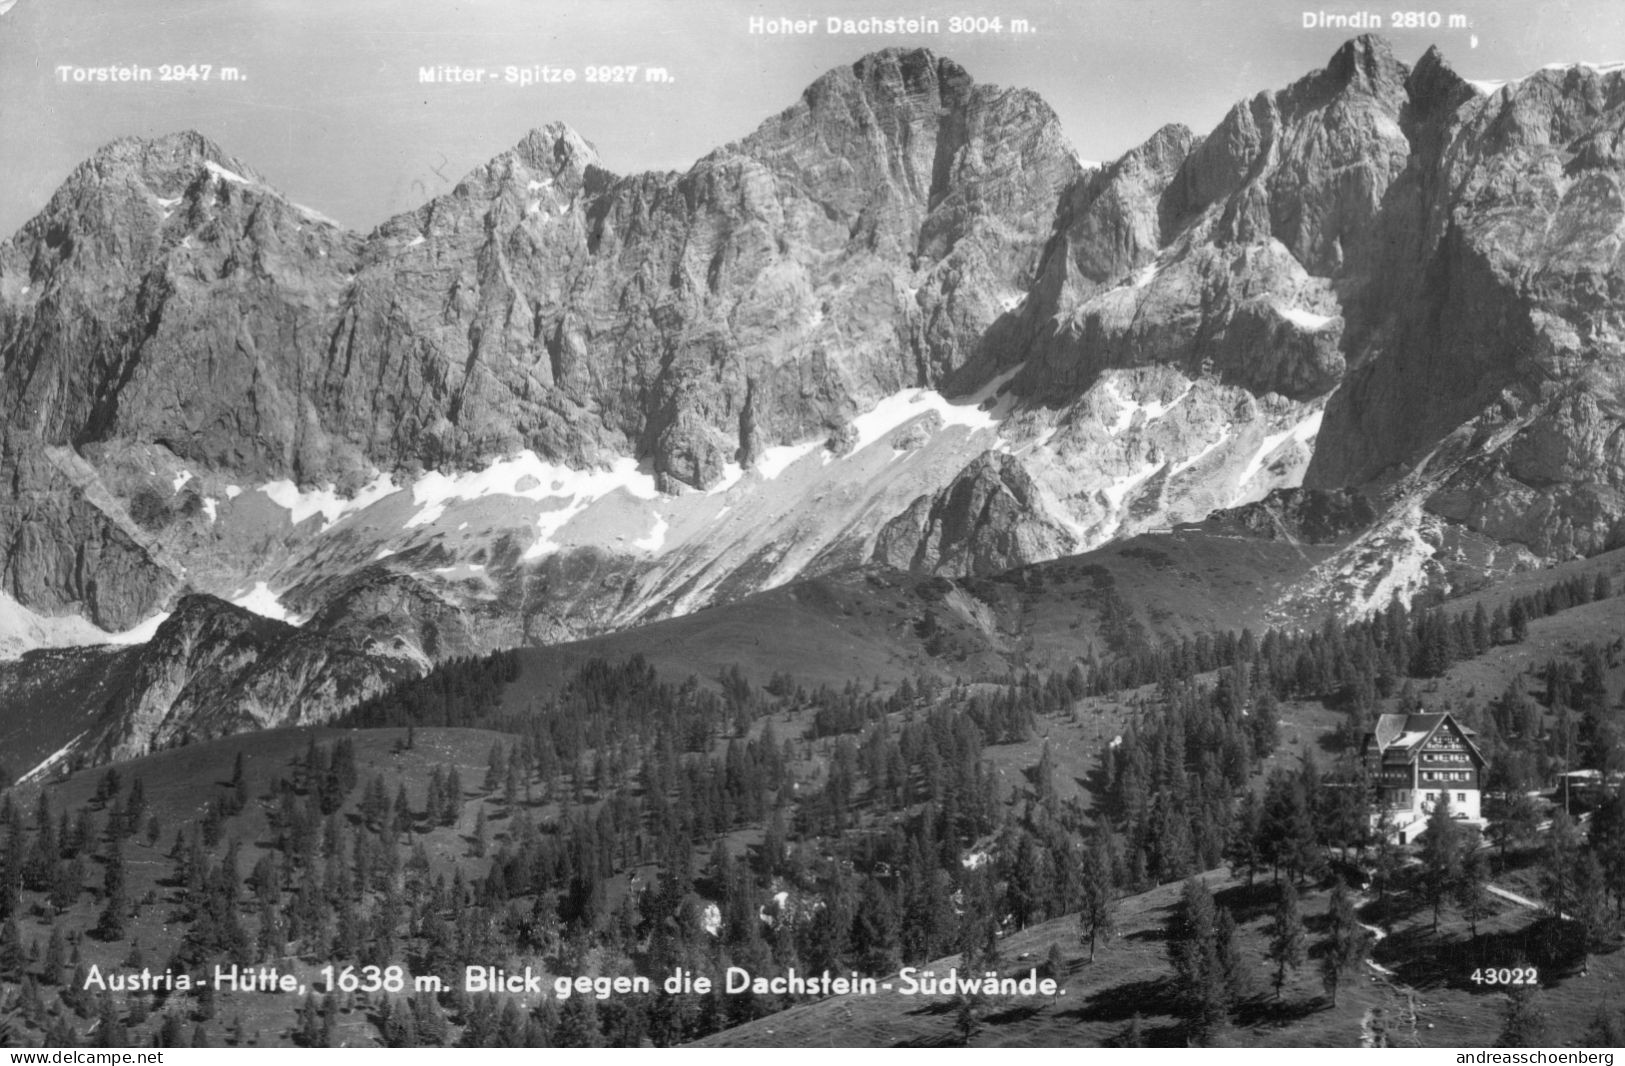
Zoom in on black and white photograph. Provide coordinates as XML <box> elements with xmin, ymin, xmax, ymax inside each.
<box><xmin>1</xmin><ymin>0</ymin><xmax>1624</xmax><ymax>1051</ymax></box>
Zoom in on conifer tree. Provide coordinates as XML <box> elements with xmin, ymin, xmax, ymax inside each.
<box><xmin>1114</xmin><ymin>1013</ymin><xmax>1145</xmax><ymax>1048</ymax></box>
<box><xmin>1168</xmin><ymin>877</ymin><xmax>1228</xmax><ymax>1042</ymax></box>
<box><xmin>42</xmin><ymin>925</ymin><xmax>67</xmax><ymax>985</ymax></box>
<box><xmin>1540</xmin><ymin>809</ymin><xmax>1583</xmax><ymax>919</ymax></box>
<box><xmin>1320</xmin><ymin>879</ymin><xmax>1370</xmax><ymax>1006</ymax></box>
<box><xmin>393</xmin><ymin>784</ymin><xmax>415</xmax><ymax>840</ymax></box>
<box><xmin>1267</xmin><ymin>880</ymin><xmax>1307</xmax><ymax>999</ymax></box>
<box><xmin>0</xmin><ymin>917</ymin><xmax>22</xmax><ymax>980</ymax></box>
<box><xmin>442</xmin><ymin>766</ymin><xmax>463</xmax><ymax>826</ymax></box>
<box><xmin>1571</xmin><ymin>852</ymin><xmax>1613</xmax><ymax>969</ymax></box>
<box><xmin>1215</xmin><ymin>905</ymin><xmax>1252</xmax><ymax>1003</ymax></box>
<box><xmin>1045</xmin><ymin>941</ymin><xmax>1067</xmax><ymax>997</ymax></box>
<box><xmin>1227</xmin><ymin>790</ymin><xmax>1264</xmax><ymax>885</ymax></box>
<box><xmin>1420</xmin><ymin>794</ymin><xmax>1465</xmax><ymax>932</ymax></box>
<box><xmin>1077</xmin><ymin>838</ymin><xmax>1116</xmax><ymax>962</ymax></box>
<box><xmin>1486</xmin><ymin>789</ymin><xmax>1541</xmax><ymax>858</ymax></box>
<box><xmin>1455</xmin><ymin>848</ymin><xmax>1492</xmax><ymax>941</ymax></box>
<box><xmin>92</xmin><ymin>994</ymin><xmax>126</xmax><ymax>1048</ymax></box>
<box><xmin>1583</xmin><ymin>1004</ymin><xmax>1625</xmax><ymax>1048</ymax></box>
<box><xmin>94</xmin><ymin>858</ymin><xmax>128</xmax><ymax>941</ymax></box>
<box><xmin>1497</xmin><ymin>986</ymin><xmax>1548</xmax><ymax>1047</ymax></box>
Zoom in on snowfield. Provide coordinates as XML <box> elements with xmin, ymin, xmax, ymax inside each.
<box><xmin>261</xmin><ymin>472</ymin><xmax>399</xmax><ymax>527</ymax></box>
<box><xmin>231</xmin><ymin>582</ymin><xmax>301</xmax><ymax>625</ymax></box>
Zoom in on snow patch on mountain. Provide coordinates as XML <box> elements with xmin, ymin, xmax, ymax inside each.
<box><xmin>1100</xmin><ymin>461</ymin><xmax>1160</xmax><ymax>515</ymax></box>
<box><xmin>1168</xmin><ymin>430</ymin><xmax>1230</xmax><ymax>477</ymax></box>
<box><xmin>756</xmin><ymin>441</ymin><xmax>821</xmax><ymax>480</ymax></box>
<box><xmin>1274</xmin><ymin>303</ymin><xmax>1337</xmax><ymax>331</ymax></box>
<box><xmin>1543</xmin><ymin>60</ymin><xmax>1625</xmax><ymax>74</ymax></box>
<box><xmin>232</xmin><ymin>582</ymin><xmax>301</xmax><ymax>624</ymax></box>
<box><xmin>633</xmin><ymin>514</ymin><xmax>669</xmax><ymax>553</ymax></box>
<box><xmin>20</xmin><ymin>731</ymin><xmax>89</xmax><ymax>784</ymax></box>
<box><xmin>847</xmin><ymin>369</ymin><xmax>1018</xmax><ymax>453</ymax></box>
<box><xmin>0</xmin><ymin>592</ymin><xmax>120</xmax><ymax>659</ymax></box>
<box><xmin>294</xmin><ymin>202</ymin><xmax>343</xmax><ymax>228</ymax></box>
<box><xmin>431</xmin><ymin>562</ymin><xmax>487</xmax><ymax>579</ymax></box>
<box><xmin>0</xmin><ymin>591</ymin><xmax>172</xmax><ymax>660</ymax></box>
<box><xmin>1239</xmin><ymin>408</ymin><xmax>1323</xmax><ymax>492</ymax></box>
<box><xmin>1102</xmin><ymin>378</ymin><xmax>1191</xmax><ymax>435</ymax></box>
<box><xmin>409</xmin><ymin>453</ymin><xmax>661</xmax><ymax>529</ymax></box>
<box><xmin>707</xmin><ymin>463</ymin><xmax>747</xmax><ymax>496</ymax></box>
<box><xmin>1470</xmin><ymin>59</ymin><xmax>1620</xmax><ymax>98</ymax></box>
<box><xmin>203</xmin><ymin>160</ymin><xmax>251</xmax><ymax>185</ymax></box>
<box><xmin>105</xmin><ymin>612</ymin><xmax>172</xmax><ymax>646</ymax></box>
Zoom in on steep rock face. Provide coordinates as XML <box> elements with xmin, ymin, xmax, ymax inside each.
<box><xmin>992</xmin><ymin>36</ymin><xmax>1410</xmax><ymax>406</ymax></box>
<box><xmin>300</xmin><ymin>565</ymin><xmax>506</xmax><ymax>667</ymax></box>
<box><xmin>0</xmin><ymin>443</ymin><xmax>184</xmax><ymax>630</ymax></box>
<box><xmin>870</xmin><ymin>39</ymin><xmax>1415</xmax><ymax>578</ymax></box>
<box><xmin>1307</xmin><ymin>54</ymin><xmax>1625</xmax><ymax>556</ymax></box>
<box><xmin>0</xmin><ymin>133</ymin><xmax>362</xmax><ymax>480</ymax></box>
<box><xmin>0</xmin><ymin>49</ymin><xmax>1078</xmax><ymax>629</ymax></box>
<box><xmin>1164</xmin><ymin>35</ymin><xmax>1410</xmax><ymax>273</ymax></box>
<box><xmin>0</xmin><ymin>51</ymin><xmax>1080</xmax><ymax>494</ymax></box>
<box><xmin>319</xmin><ymin>52</ymin><xmax>1080</xmax><ymax>489</ymax></box>
<box><xmin>0</xmin><ymin>50</ymin><xmax>1079</xmax><ymax>494</ymax></box>
<box><xmin>873</xmin><ymin>451</ymin><xmax>1077</xmax><ymax>573</ymax></box>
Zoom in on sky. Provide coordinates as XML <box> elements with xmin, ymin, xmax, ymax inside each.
<box><xmin>1</xmin><ymin>0</ymin><xmax>1621</xmax><ymax>236</ymax></box>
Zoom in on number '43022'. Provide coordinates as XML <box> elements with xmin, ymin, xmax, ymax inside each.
<box><xmin>1470</xmin><ymin>967</ymin><xmax>1538</xmax><ymax>986</ymax></box>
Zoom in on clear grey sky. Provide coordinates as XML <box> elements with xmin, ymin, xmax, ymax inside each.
<box><xmin>1</xmin><ymin>0</ymin><xmax>1621</xmax><ymax>236</ymax></box>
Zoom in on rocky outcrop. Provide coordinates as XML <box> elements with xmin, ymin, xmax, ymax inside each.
<box><xmin>88</xmin><ymin>593</ymin><xmax>418</xmax><ymax>761</ymax></box>
<box><xmin>874</xmin><ymin>451</ymin><xmax>1077</xmax><ymax>574</ymax></box>
<box><xmin>0</xmin><ymin>442</ymin><xmax>184</xmax><ymax>630</ymax></box>
<box><xmin>1204</xmin><ymin>488</ymin><xmax>1377</xmax><ymax>544</ymax></box>
<box><xmin>300</xmin><ymin>565</ymin><xmax>504</xmax><ymax>665</ymax></box>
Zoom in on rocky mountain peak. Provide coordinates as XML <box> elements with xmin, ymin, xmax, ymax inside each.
<box><xmin>813</xmin><ymin>47</ymin><xmax>971</xmax><ymax>111</ymax></box>
<box><xmin>1136</xmin><ymin>123</ymin><xmax>1199</xmax><ymax>172</ymax></box>
<box><xmin>2</xmin><ymin>129</ymin><xmax>280</xmax><ymax>285</ymax></box>
<box><xmin>511</xmin><ymin>122</ymin><xmax>603</xmax><ymax>178</ymax></box>
<box><xmin>80</xmin><ymin>130</ymin><xmax>259</xmax><ymax>196</ymax></box>
<box><xmin>1403</xmin><ymin>44</ymin><xmax>1478</xmax><ymax>120</ymax></box>
<box><xmin>1325</xmin><ymin>33</ymin><xmax>1407</xmax><ymax>96</ymax></box>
